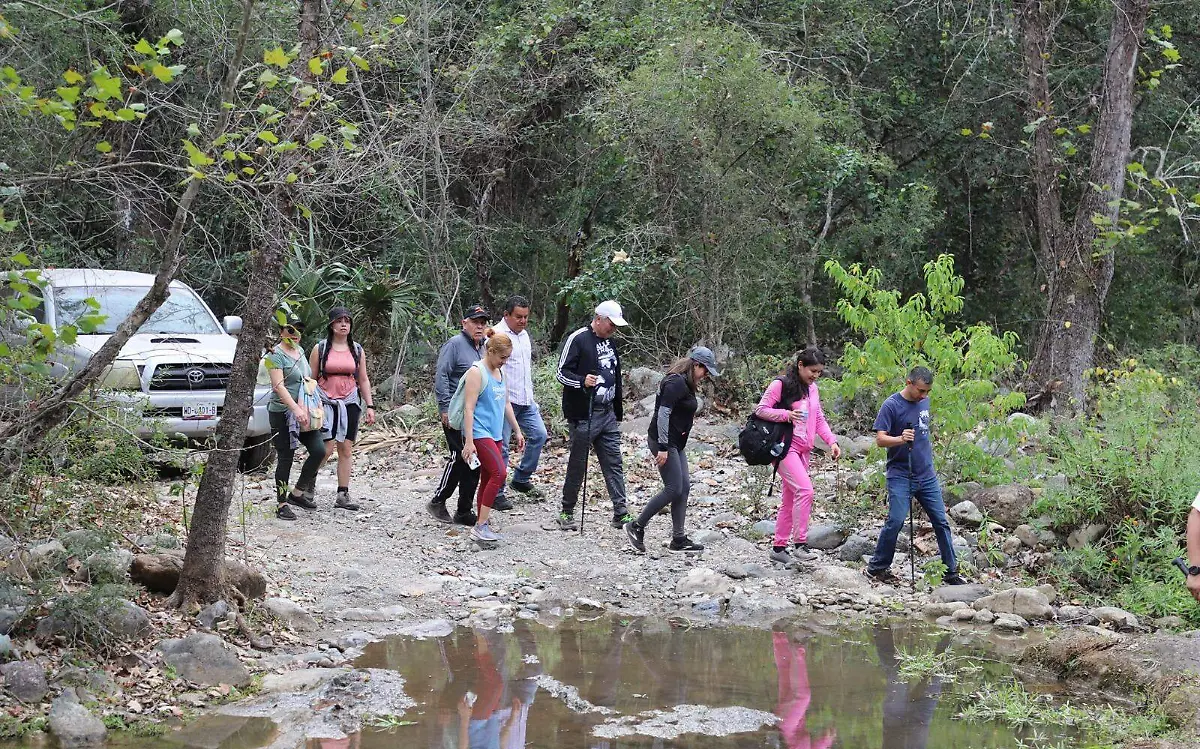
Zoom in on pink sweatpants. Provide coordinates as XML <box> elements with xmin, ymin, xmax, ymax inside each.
<box><xmin>773</xmin><ymin>447</ymin><xmax>815</xmax><ymax>547</ymax></box>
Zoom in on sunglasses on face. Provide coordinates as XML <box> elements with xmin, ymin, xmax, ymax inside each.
<box><xmin>282</xmin><ymin>326</ymin><xmax>301</xmax><ymax>335</ymax></box>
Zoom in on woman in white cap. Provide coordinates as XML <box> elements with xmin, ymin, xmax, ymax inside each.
<box><xmin>624</xmin><ymin>346</ymin><xmax>719</xmax><ymax>554</ymax></box>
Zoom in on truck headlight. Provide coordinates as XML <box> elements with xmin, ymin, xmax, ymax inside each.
<box><xmin>100</xmin><ymin>361</ymin><xmax>143</xmax><ymax>391</ymax></box>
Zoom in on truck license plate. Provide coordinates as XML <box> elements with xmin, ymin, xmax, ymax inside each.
<box><xmin>182</xmin><ymin>403</ymin><xmax>218</xmax><ymax>420</ymax></box>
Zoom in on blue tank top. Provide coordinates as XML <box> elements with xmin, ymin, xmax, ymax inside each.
<box><xmin>472</xmin><ymin>364</ymin><xmax>507</xmax><ymax>440</ymax></box>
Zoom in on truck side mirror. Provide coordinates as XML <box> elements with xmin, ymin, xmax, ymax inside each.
<box><xmin>223</xmin><ymin>316</ymin><xmax>243</xmax><ymax>336</ymax></box>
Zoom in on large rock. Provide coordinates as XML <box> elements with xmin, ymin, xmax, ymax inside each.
<box><xmin>103</xmin><ymin>600</ymin><xmax>151</xmax><ymax>640</ymax></box>
<box><xmin>626</xmin><ymin>367</ymin><xmax>665</xmax><ymax>402</ymax></box>
<box><xmin>28</xmin><ymin>540</ymin><xmax>66</xmax><ymax>578</ymax></box>
<box><xmin>972</xmin><ymin>484</ymin><xmax>1034</xmax><ymax>528</ymax></box>
<box><xmin>158</xmin><ymin>633</ymin><xmax>250</xmax><ymax>687</ymax></box>
<box><xmin>1092</xmin><ymin>606</ymin><xmax>1139</xmax><ymax>630</ymax></box>
<box><xmin>948</xmin><ymin>501</ymin><xmax>984</xmax><ymax>528</ymax></box>
<box><xmin>727</xmin><ymin>591</ymin><xmax>795</xmax><ymax>619</ymax></box>
<box><xmin>0</xmin><ymin>607</ymin><xmax>19</xmax><ymax>635</ymax></box>
<box><xmin>750</xmin><ymin>520</ymin><xmax>776</xmax><ymax>537</ymax></box>
<box><xmin>1015</xmin><ymin>524</ymin><xmax>1060</xmax><ymax>550</ymax></box>
<box><xmin>971</xmin><ymin>588</ymin><xmax>1054</xmax><ymax>620</ymax></box>
<box><xmin>1067</xmin><ymin>523</ymin><xmax>1108</xmax><ymax>550</ymax></box>
<box><xmin>130</xmin><ymin>552</ymin><xmax>266</xmax><ymax>600</ymax></box>
<box><xmin>993</xmin><ymin>613</ymin><xmax>1030</xmax><ymax>632</ymax></box>
<box><xmin>842</xmin><ymin>435</ymin><xmax>876</xmax><ymax>460</ymax></box>
<box><xmin>675</xmin><ymin>568</ymin><xmax>730</xmax><ymax>598</ymax></box>
<box><xmin>837</xmin><ymin>535</ymin><xmax>876</xmax><ymax>562</ymax></box>
<box><xmin>262</xmin><ymin>598</ymin><xmax>318</xmax><ymax>632</ymax></box>
<box><xmin>805</xmin><ymin>525</ymin><xmax>847</xmax><ymax>550</ymax></box>
<box><xmin>811</xmin><ymin>565</ymin><xmax>879</xmax><ymax>595</ymax></box>
<box><xmin>197</xmin><ymin>600</ymin><xmax>230</xmax><ymax>630</ymax></box>
<box><xmin>59</xmin><ymin>530</ymin><xmax>107</xmax><ymax>553</ymax></box>
<box><xmin>48</xmin><ymin>688</ymin><xmax>106</xmax><ymax>747</ymax></box>
<box><xmin>930</xmin><ymin>584</ymin><xmax>991</xmax><ymax>604</ymax></box>
<box><xmin>1</xmin><ymin>660</ymin><xmax>48</xmax><ymax>702</ymax></box>
<box><xmin>81</xmin><ymin>549</ymin><xmax>133</xmax><ymax>583</ymax></box>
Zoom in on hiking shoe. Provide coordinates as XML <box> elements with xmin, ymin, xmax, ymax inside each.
<box><xmin>668</xmin><ymin>536</ymin><xmax>704</xmax><ymax>553</ymax></box>
<box><xmin>865</xmin><ymin>568</ymin><xmax>902</xmax><ymax>585</ymax></box>
<box><xmin>510</xmin><ymin>480</ymin><xmax>544</xmax><ymax>500</ymax></box>
<box><xmin>790</xmin><ymin>547</ymin><xmax>819</xmax><ymax>562</ymax></box>
<box><xmin>334</xmin><ymin>490</ymin><xmax>360</xmax><ymax>511</ymax></box>
<box><xmin>275</xmin><ymin>504</ymin><xmax>297</xmax><ymax>521</ymax></box>
<box><xmin>611</xmin><ymin>513</ymin><xmax>635</xmax><ymax>529</ymax></box>
<box><xmin>470</xmin><ymin>522</ymin><xmax>500</xmax><ymax>544</ymax></box>
<box><xmin>943</xmin><ymin>572</ymin><xmax>970</xmax><ymax>586</ymax></box>
<box><xmin>493</xmin><ymin>495</ymin><xmax>514</xmax><ymax>512</ymax></box>
<box><xmin>286</xmin><ymin>492</ymin><xmax>318</xmax><ymax>511</ymax></box>
<box><xmin>453</xmin><ymin>510</ymin><xmax>478</xmax><ymax>526</ymax></box>
<box><xmin>426</xmin><ymin>501</ymin><xmax>453</xmax><ymax>524</ymax></box>
<box><xmin>556</xmin><ymin>512</ymin><xmax>578</xmax><ymax>531</ymax></box>
<box><xmin>624</xmin><ymin>521</ymin><xmax>646</xmax><ymax>553</ymax></box>
<box><xmin>769</xmin><ymin>548</ymin><xmax>793</xmax><ymax>564</ymax></box>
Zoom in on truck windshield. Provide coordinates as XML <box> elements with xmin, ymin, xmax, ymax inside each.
<box><xmin>54</xmin><ymin>286</ymin><xmax>222</xmax><ymax>335</ymax></box>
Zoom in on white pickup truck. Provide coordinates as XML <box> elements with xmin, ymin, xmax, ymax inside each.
<box><xmin>3</xmin><ymin>269</ymin><xmax>274</xmax><ymax>469</ymax></box>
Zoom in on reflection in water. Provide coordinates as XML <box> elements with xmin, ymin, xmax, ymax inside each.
<box><xmin>876</xmin><ymin>628</ymin><xmax>946</xmax><ymax>749</ymax></box>
<box><xmin>773</xmin><ymin>632</ymin><xmax>836</xmax><ymax>749</ymax></box>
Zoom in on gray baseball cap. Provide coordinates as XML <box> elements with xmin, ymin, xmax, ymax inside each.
<box><xmin>688</xmin><ymin>346</ymin><xmax>720</xmax><ymax>377</ymax></box>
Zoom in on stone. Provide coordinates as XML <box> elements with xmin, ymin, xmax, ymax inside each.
<box><xmin>1153</xmin><ymin>615</ymin><xmax>1186</xmax><ymax>630</ymax></box>
<box><xmin>1093</xmin><ymin>606</ymin><xmax>1139</xmax><ymax>630</ymax></box>
<box><xmin>948</xmin><ymin>501</ymin><xmax>984</xmax><ymax>528</ymax></box>
<box><xmin>692</xmin><ymin>530</ymin><xmax>723</xmax><ymax>545</ymax></box>
<box><xmin>135</xmin><ymin>533</ymin><xmax>180</xmax><ymax>551</ymax></box>
<box><xmin>811</xmin><ymin>565</ymin><xmax>878</xmax><ymax>594</ymax></box>
<box><xmin>974</xmin><ymin>609</ymin><xmax>995</xmax><ymax>624</ymax></box>
<box><xmin>158</xmin><ymin>633</ymin><xmax>251</xmax><ymax>687</ymax></box>
<box><xmin>805</xmin><ymin>525</ymin><xmax>847</xmax><ymax>550</ymax></box>
<box><xmin>727</xmin><ymin>591</ymin><xmax>796</xmax><ymax>619</ymax></box>
<box><xmin>130</xmin><ymin>552</ymin><xmax>266</xmax><ymax>600</ymax></box>
<box><xmin>837</xmin><ymin>535</ymin><xmax>876</xmax><ymax>562</ymax></box>
<box><xmin>930</xmin><ymin>584</ymin><xmax>991</xmax><ymax>604</ymax></box>
<box><xmin>972</xmin><ymin>588</ymin><xmax>1054</xmax><ymax>620</ymax></box>
<box><xmin>1014</xmin><ymin>524</ymin><xmax>1058</xmax><ymax>550</ymax></box>
<box><xmin>0</xmin><ymin>634</ymin><xmax>10</xmax><ymax>658</ymax></box>
<box><xmin>1035</xmin><ymin>584</ymin><xmax>1058</xmax><ymax>605</ymax></box>
<box><xmin>574</xmin><ymin>597</ymin><xmax>605</xmax><ymax>611</ymax></box>
<box><xmin>28</xmin><ymin>540</ymin><xmax>66</xmax><ymax>578</ymax></box>
<box><xmin>397</xmin><ymin>619</ymin><xmax>454</xmax><ymax>639</ymax></box>
<box><xmin>1067</xmin><ymin>523</ymin><xmax>1108</xmax><ymax>550</ymax></box>
<box><xmin>1055</xmin><ymin>605</ymin><xmax>1094</xmax><ymax>623</ymax></box>
<box><xmin>638</xmin><ymin>394</ymin><xmax>657</xmax><ymax>415</ymax></box>
<box><xmin>993</xmin><ymin>613</ymin><xmax>1029</xmax><ymax>632</ymax></box>
<box><xmin>262</xmin><ymin>598</ymin><xmax>318</xmax><ymax>632</ymax></box>
<box><xmin>723</xmin><ymin>564</ymin><xmax>750</xmax><ymax>580</ymax></box>
<box><xmin>945</xmin><ymin>482</ymin><xmax>983</xmax><ymax>505</ymax></box>
<box><xmin>1</xmin><ymin>660</ymin><xmax>48</xmax><ymax>702</ymax></box>
<box><xmin>103</xmin><ymin>601</ymin><xmax>150</xmax><ymax>640</ymax></box>
<box><xmin>627</xmin><ymin>367</ymin><xmax>665</xmax><ymax>401</ymax></box>
<box><xmin>261</xmin><ymin>668</ymin><xmax>348</xmax><ymax>694</ymax></box>
<box><xmin>953</xmin><ymin>608</ymin><xmax>976</xmax><ymax>621</ymax></box>
<box><xmin>197</xmin><ymin>600</ymin><xmax>230</xmax><ymax>630</ymax></box>
<box><xmin>335</xmin><ymin>631</ymin><xmax>373</xmax><ymax>651</ymax></box>
<box><xmin>337</xmin><ymin>607</ymin><xmax>388</xmax><ymax>622</ymax></box>
<box><xmin>1001</xmin><ymin>535</ymin><xmax>1024</xmax><ymax>555</ymax></box>
<box><xmin>1007</xmin><ymin>412</ymin><xmax>1039</xmax><ymax>429</ymax></box>
<box><xmin>48</xmin><ymin>688</ymin><xmax>106</xmax><ymax>747</ymax></box>
<box><xmin>0</xmin><ymin>607</ymin><xmax>19</xmax><ymax>635</ymax></box>
<box><xmin>924</xmin><ymin>602</ymin><xmax>966</xmax><ymax>618</ymax></box>
<box><xmin>675</xmin><ymin>569</ymin><xmax>729</xmax><ymax>598</ymax></box>
<box><xmin>59</xmin><ymin>530</ymin><xmax>107</xmax><ymax>553</ymax></box>
<box><xmin>976</xmin><ymin>435</ymin><xmax>1011</xmax><ymax>457</ymax></box>
<box><xmin>972</xmin><ymin>484</ymin><xmax>1034</xmax><ymax>529</ymax></box>
<box><xmin>81</xmin><ymin>549</ymin><xmax>133</xmax><ymax>583</ymax></box>
<box><xmin>750</xmin><ymin>520</ymin><xmax>776</xmax><ymax>537</ymax></box>
<box><xmin>842</xmin><ymin>435</ymin><xmax>876</xmax><ymax>459</ymax></box>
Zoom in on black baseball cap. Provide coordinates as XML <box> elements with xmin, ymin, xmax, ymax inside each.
<box><xmin>328</xmin><ymin>306</ymin><xmax>352</xmax><ymax>323</ymax></box>
<box><xmin>463</xmin><ymin>303</ymin><xmax>491</xmax><ymax>321</ymax></box>
<box><xmin>277</xmin><ymin>312</ymin><xmax>304</xmax><ymax>331</ymax></box>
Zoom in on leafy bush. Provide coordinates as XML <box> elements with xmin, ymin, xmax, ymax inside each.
<box><xmin>823</xmin><ymin>254</ymin><xmax>1026</xmax><ymax>482</ymax></box>
<box><xmin>533</xmin><ymin>357</ymin><xmax>567</xmax><ymax>438</ymax></box>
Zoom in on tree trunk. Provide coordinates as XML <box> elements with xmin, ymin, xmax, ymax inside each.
<box><xmin>170</xmin><ymin>0</ymin><xmax>323</xmax><ymax>608</ymax></box>
<box><xmin>551</xmin><ymin>203</ymin><xmax>596</xmax><ymax>345</ymax></box>
<box><xmin>471</xmin><ymin>177</ymin><xmax>498</xmax><ymax>312</ymax></box>
<box><xmin>1022</xmin><ymin>0</ymin><xmax>1149</xmax><ymax>410</ymax></box>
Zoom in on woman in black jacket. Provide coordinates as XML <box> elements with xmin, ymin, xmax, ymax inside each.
<box><xmin>624</xmin><ymin>346</ymin><xmax>720</xmax><ymax>553</ymax></box>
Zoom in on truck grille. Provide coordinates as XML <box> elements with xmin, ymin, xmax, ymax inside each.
<box><xmin>149</xmin><ymin>363</ymin><xmax>231</xmax><ymax>391</ymax></box>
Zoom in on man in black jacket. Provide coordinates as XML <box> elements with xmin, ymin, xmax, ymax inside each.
<box><xmin>554</xmin><ymin>300</ymin><xmax>632</xmax><ymax>530</ymax></box>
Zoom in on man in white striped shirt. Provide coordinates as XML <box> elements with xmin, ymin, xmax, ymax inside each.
<box><xmin>492</xmin><ymin>296</ymin><xmax>549</xmax><ymax>503</ymax></box>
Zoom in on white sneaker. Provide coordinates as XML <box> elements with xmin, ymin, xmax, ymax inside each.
<box><xmin>471</xmin><ymin>522</ymin><xmax>500</xmax><ymax>543</ymax></box>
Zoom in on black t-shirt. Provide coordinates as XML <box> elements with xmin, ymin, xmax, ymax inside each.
<box><xmin>648</xmin><ymin>373</ymin><xmax>697</xmax><ymax>451</ymax></box>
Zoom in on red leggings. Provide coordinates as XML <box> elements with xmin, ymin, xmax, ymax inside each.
<box><xmin>473</xmin><ymin>438</ymin><xmax>506</xmax><ymax>511</ymax></box>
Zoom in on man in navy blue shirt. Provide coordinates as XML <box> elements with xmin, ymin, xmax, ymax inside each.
<box><xmin>866</xmin><ymin>367</ymin><xmax>968</xmax><ymax>586</ymax></box>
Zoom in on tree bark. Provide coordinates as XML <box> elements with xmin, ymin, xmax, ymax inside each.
<box><xmin>471</xmin><ymin>176</ymin><xmax>498</xmax><ymax>312</ymax></box>
<box><xmin>170</xmin><ymin>0</ymin><xmax>324</xmax><ymax>607</ymax></box>
<box><xmin>1022</xmin><ymin>0</ymin><xmax>1149</xmax><ymax>410</ymax></box>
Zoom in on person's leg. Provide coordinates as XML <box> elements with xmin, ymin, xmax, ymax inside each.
<box><xmin>295</xmin><ymin>428</ymin><xmax>327</xmax><ymax>495</ymax></box>
<box><xmin>318</xmin><ymin>405</ymin><xmax>340</xmax><ymax>469</ymax></box>
<box><xmin>915</xmin><ymin>476</ymin><xmax>958</xmax><ymax>574</ymax></box>
<box><xmin>591</xmin><ymin>411</ymin><xmax>628</xmax><ymax>519</ymax></box>
<box><xmin>431</xmin><ymin>425</ymin><xmax>464</xmax><ymax>504</ymax></box>
<box><xmin>269</xmin><ymin>412</ymin><xmax>294</xmax><ymax>505</ymax></box>
<box><xmin>474</xmin><ymin>438</ymin><xmax>505</xmax><ymax>533</ymax></box>
<box><xmin>867</xmin><ymin>477</ymin><xmax>911</xmax><ymax>573</ymax></box>
<box><xmin>773</xmin><ymin>451</ymin><xmax>804</xmax><ymax>548</ymax></box>
<box><xmin>791</xmin><ymin>452</ymin><xmax>817</xmax><ymax>544</ymax></box>
<box><xmin>670</xmin><ymin>449</ymin><xmax>690</xmax><ymax>539</ymax></box>
<box><xmin>559</xmin><ymin>419</ymin><xmax>591</xmax><ymax>517</ymax></box>
<box><xmin>336</xmin><ymin>440</ymin><xmax>353</xmax><ymax>487</ymax></box>
<box><xmin>511</xmin><ymin>403</ymin><xmax>548</xmax><ymax>487</ymax></box>
<box><xmin>636</xmin><ymin>446</ymin><xmax>681</xmax><ymax>528</ymax></box>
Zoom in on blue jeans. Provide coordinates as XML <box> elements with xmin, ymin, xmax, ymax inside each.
<box><xmin>498</xmin><ymin>402</ymin><xmax>548</xmax><ymax>494</ymax></box>
<box><xmin>868</xmin><ymin>474</ymin><xmax>957</xmax><ymax>574</ymax></box>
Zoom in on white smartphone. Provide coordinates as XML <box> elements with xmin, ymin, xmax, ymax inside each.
<box><xmin>465</xmin><ymin>451</ymin><xmax>481</xmax><ymax>470</ymax></box>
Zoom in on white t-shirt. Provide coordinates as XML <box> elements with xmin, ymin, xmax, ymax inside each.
<box><xmin>1192</xmin><ymin>490</ymin><xmax>1200</xmax><ymax>513</ymax></box>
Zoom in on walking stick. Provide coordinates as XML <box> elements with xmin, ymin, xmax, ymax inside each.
<box><xmin>906</xmin><ymin>421</ymin><xmax>916</xmax><ymax>591</ymax></box>
<box><xmin>579</xmin><ymin>379</ymin><xmax>596</xmax><ymax>535</ymax></box>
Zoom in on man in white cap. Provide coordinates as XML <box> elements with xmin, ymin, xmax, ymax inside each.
<box><xmin>554</xmin><ymin>300</ymin><xmax>631</xmax><ymax>530</ymax></box>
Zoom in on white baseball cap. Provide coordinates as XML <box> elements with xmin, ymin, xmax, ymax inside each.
<box><xmin>595</xmin><ymin>300</ymin><xmax>628</xmax><ymax>326</ymax></box>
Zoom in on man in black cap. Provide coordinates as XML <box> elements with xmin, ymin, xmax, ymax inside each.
<box><xmin>427</xmin><ymin>304</ymin><xmax>490</xmax><ymax>525</ymax></box>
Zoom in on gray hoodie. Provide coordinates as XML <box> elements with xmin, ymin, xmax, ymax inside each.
<box><xmin>435</xmin><ymin>331</ymin><xmax>484</xmax><ymax>414</ymax></box>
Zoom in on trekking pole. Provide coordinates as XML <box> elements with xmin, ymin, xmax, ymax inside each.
<box><xmin>579</xmin><ymin>377</ymin><xmax>596</xmax><ymax>535</ymax></box>
<box><xmin>906</xmin><ymin>421</ymin><xmax>916</xmax><ymax>591</ymax></box>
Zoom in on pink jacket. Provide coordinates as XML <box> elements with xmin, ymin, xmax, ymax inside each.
<box><xmin>754</xmin><ymin>379</ymin><xmax>836</xmax><ymax>453</ymax></box>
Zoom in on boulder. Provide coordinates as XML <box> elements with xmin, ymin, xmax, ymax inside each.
<box><xmin>197</xmin><ymin>600</ymin><xmax>230</xmax><ymax>630</ymax></box>
<box><xmin>81</xmin><ymin>549</ymin><xmax>133</xmax><ymax>583</ymax></box>
<box><xmin>973</xmin><ymin>609</ymin><xmax>995</xmax><ymax>624</ymax></box>
<box><xmin>805</xmin><ymin>525</ymin><xmax>848</xmax><ymax>551</ymax></box>
<box><xmin>727</xmin><ymin>591</ymin><xmax>795</xmax><ymax>619</ymax></box>
<box><xmin>675</xmin><ymin>569</ymin><xmax>729</xmax><ymax>598</ymax></box>
<box><xmin>923</xmin><ymin>602</ymin><xmax>966</xmax><ymax>618</ymax></box>
<box><xmin>993</xmin><ymin>614</ymin><xmax>1030</xmax><ymax>632</ymax></box>
<box><xmin>945</xmin><ymin>482</ymin><xmax>983</xmax><ymax>505</ymax></box>
<box><xmin>130</xmin><ymin>552</ymin><xmax>266</xmax><ymax>600</ymax></box>
<box><xmin>1055</xmin><ymin>605</ymin><xmax>1095</xmax><ymax>624</ymax></box>
<box><xmin>811</xmin><ymin>565</ymin><xmax>879</xmax><ymax>594</ymax></box>
<box><xmin>28</xmin><ymin>540</ymin><xmax>66</xmax><ymax>578</ymax></box>
<box><xmin>723</xmin><ymin>564</ymin><xmax>751</xmax><ymax>581</ymax></box>
<box><xmin>948</xmin><ymin>501</ymin><xmax>984</xmax><ymax>528</ymax></box>
<box><xmin>1001</xmin><ymin>535</ymin><xmax>1023</xmax><ymax>555</ymax></box>
<box><xmin>157</xmin><ymin>633</ymin><xmax>250</xmax><ymax>687</ymax></box>
<box><xmin>574</xmin><ymin>597</ymin><xmax>605</xmax><ymax>611</ymax></box>
<box><xmin>48</xmin><ymin>688</ymin><xmax>106</xmax><ymax>747</ymax></box>
<box><xmin>1092</xmin><ymin>606</ymin><xmax>1139</xmax><ymax>630</ymax></box>
<box><xmin>930</xmin><ymin>584</ymin><xmax>991</xmax><ymax>604</ymax></box>
<box><xmin>971</xmin><ymin>484</ymin><xmax>1034</xmax><ymax>529</ymax></box>
<box><xmin>335</xmin><ymin>631</ymin><xmax>373</xmax><ymax>651</ymax></box>
<box><xmin>842</xmin><ymin>435</ymin><xmax>876</xmax><ymax>460</ymax></box>
<box><xmin>692</xmin><ymin>530</ymin><xmax>723</xmax><ymax>546</ymax></box>
<box><xmin>262</xmin><ymin>598</ymin><xmax>318</xmax><ymax>632</ymax></box>
<box><xmin>1015</xmin><ymin>524</ymin><xmax>1060</xmax><ymax>550</ymax></box>
<box><xmin>972</xmin><ymin>588</ymin><xmax>1053</xmax><ymax>620</ymax></box>
<box><xmin>59</xmin><ymin>530</ymin><xmax>107</xmax><ymax>553</ymax></box>
<box><xmin>626</xmin><ymin>367</ymin><xmax>665</xmax><ymax>402</ymax></box>
<box><xmin>837</xmin><ymin>535</ymin><xmax>876</xmax><ymax>562</ymax></box>
<box><xmin>0</xmin><ymin>607</ymin><xmax>19</xmax><ymax>635</ymax></box>
<box><xmin>103</xmin><ymin>600</ymin><xmax>151</xmax><ymax>640</ymax></box>
<box><xmin>1067</xmin><ymin>523</ymin><xmax>1108</xmax><ymax>550</ymax></box>
<box><xmin>1</xmin><ymin>660</ymin><xmax>47</xmax><ymax>702</ymax></box>
<box><xmin>135</xmin><ymin>533</ymin><xmax>180</xmax><ymax>551</ymax></box>
<box><xmin>750</xmin><ymin>520</ymin><xmax>776</xmax><ymax>537</ymax></box>
<box><xmin>0</xmin><ymin>634</ymin><xmax>10</xmax><ymax>658</ymax></box>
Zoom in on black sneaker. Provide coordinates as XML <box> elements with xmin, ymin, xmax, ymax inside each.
<box><xmin>453</xmin><ymin>510</ymin><xmax>478</xmax><ymax>526</ymax></box>
<box><xmin>426</xmin><ymin>500</ymin><xmax>453</xmax><ymax>524</ymax></box>
<box><xmin>624</xmin><ymin>521</ymin><xmax>646</xmax><ymax>553</ymax></box>
<box><xmin>334</xmin><ymin>490</ymin><xmax>360</xmax><ymax>511</ymax></box>
<box><xmin>493</xmin><ymin>495</ymin><xmax>514</xmax><ymax>512</ymax></box>
<box><xmin>555</xmin><ymin>513</ymin><xmax>578</xmax><ymax>531</ymax></box>
<box><xmin>510</xmin><ymin>481</ymin><xmax>544</xmax><ymax>500</ymax></box>
<box><xmin>943</xmin><ymin>572</ymin><xmax>970</xmax><ymax>586</ymax></box>
<box><xmin>286</xmin><ymin>492</ymin><xmax>318</xmax><ymax>511</ymax></box>
<box><xmin>611</xmin><ymin>513</ymin><xmax>635</xmax><ymax>529</ymax></box>
<box><xmin>668</xmin><ymin>536</ymin><xmax>704</xmax><ymax>553</ymax></box>
<box><xmin>275</xmin><ymin>504</ymin><xmax>297</xmax><ymax>521</ymax></box>
<box><xmin>865</xmin><ymin>568</ymin><xmax>902</xmax><ymax>585</ymax></box>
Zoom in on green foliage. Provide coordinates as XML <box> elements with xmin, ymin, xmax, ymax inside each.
<box><xmin>532</xmin><ymin>356</ymin><xmax>567</xmax><ymax>438</ymax></box>
<box><xmin>46</xmin><ymin>582</ymin><xmax>141</xmax><ymax>654</ymax></box>
<box><xmin>0</xmin><ymin>715</ymin><xmax>47</xmax><ymax>739</ymax></box>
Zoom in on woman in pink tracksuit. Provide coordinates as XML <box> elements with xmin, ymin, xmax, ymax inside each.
<box><xmin>754</xmin><ymin>348</ymin><xmax>842</xmax><ymax>565</ymax></box>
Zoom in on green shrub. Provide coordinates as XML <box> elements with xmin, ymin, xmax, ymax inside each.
<box><xmin>532</xmin><ymin>357</ymin><xmax>567</xmax><ymax>438</ymax></box>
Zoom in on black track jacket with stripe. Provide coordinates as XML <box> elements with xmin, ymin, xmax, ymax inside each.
<box><xmin>556</xmin><ymin>325</ymin><xmax>624</xmax><ymax>422</ymax></box>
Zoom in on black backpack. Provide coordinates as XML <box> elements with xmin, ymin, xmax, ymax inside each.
<box><xmin>738</xmin><ymin>380</ymin><xmax>793</xmax><ymax>495</ymax></box>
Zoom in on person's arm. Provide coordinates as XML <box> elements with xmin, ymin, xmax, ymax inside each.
<box><xmin>267</xmin><ymin>357</ymin><xmax>309</xmax><ymax>428</ymax></box>
<box><xmin>652</xmin><ymin>375</ymin><xmax>685</xmax><ymax>457</ymax></box>
<box><xmin>356</xmin><ymin>346</ymin><xmax>375</xmax><ymax>425</ymax></box>
<box><xmin>753</xmin><ymin>379</ymin><xmax>790</xmax><ymax>422</ymax></box>
<box><xmin>460</xmin><ymin>366</ymin><xmax>482</xmax><ymax>461</ymax></box>
<box><xmin>1187</xmin><ymin>507</ymin><xmax>1200</xmax><ymax>603</ymax></box>
<box><xmin>555</xmin><ymin>329</ymin><xmax>587</xmax><ymax>389</ymax></box>
<box><xmin>504</xmin><ymin>395</ymin><xmax>525</xmax><ymax>453</ymax></box>
<box><xmin>614</xmin><ymin>351</ymin><xmax>624</xmax><ymax>421</ymax></box>
<box><xmin>308</xmin><ymin>344</ymin><xmax>320</xmax><ymax>382</ymax></box>
<box><xmin>812</xmin><ymin>388</ymin><xmax>841</xmax><ymax>459</ymax></box>
<box><xmin>873</xmin><ymin>399</ymin><xmax>911</xmax><ymax>448</ymax></box>
<box><xmin>434</xmin><ymin>340</ymin><xmax>453</xmax><ymax>419</ymax></box>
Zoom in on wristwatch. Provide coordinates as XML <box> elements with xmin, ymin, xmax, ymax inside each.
<box><xmin>1174</xmin><ymin>557</ymin><xmax>1200</xmax><ymax>576</ymax></box>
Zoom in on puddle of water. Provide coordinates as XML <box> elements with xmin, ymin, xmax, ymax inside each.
<box><xmin>338</xmin><ymin>618</ymin><xmax>1072</xmax><ymax>748</ymax></box>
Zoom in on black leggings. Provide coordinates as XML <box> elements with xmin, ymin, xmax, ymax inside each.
<box><xmin>269</xmin><ymin>410</ymin><xmax>326</xmax><ymax>501</ymax></box>
<box><xmin>636</xmin><ymin>443</ymin><xmax>689</xmax><ymax>538</ymax></box>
